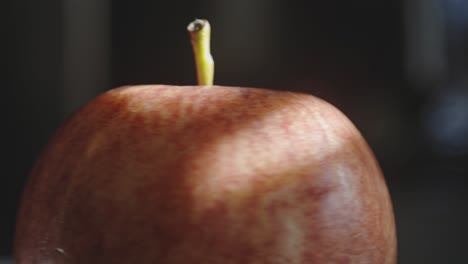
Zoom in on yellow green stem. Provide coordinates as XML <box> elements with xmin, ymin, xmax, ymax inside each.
<box><xmin>187</xmin><ymin>19</ymin><xmax>214</xmax><ymax>86</ymax></box>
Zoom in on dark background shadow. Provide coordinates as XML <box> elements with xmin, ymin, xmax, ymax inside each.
<box><xmin>4</xmin><ymin>0</ymin><xmax>468</xmax><ymax>263</ymax></box>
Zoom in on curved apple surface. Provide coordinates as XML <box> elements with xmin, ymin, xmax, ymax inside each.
<box><xmin>15</xmin><ymin>85</ymin><xmax>396</xmax><ymax>263</ymax></box>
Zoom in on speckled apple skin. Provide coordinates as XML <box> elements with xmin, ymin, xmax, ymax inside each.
<box><xmin>15</xmin><ymin>85</ymin><xmax>396</xmax><ymax>263</ymax></box>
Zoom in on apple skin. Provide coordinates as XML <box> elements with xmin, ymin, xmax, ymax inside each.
<box><xmin>15</xmin><ymin>85</ymin><xmax>396</xmax><ymax>263</ymax></box>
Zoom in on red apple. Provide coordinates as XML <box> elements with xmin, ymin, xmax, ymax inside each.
<box><xmin>15</xmin><ymin>84</ymin><xmax>396</xmax><ymax>263</ymax></box>
<box><xmin>15</xmin><ymin>19</ymin><xmax>396</xmax><ymax>263</ymax></box>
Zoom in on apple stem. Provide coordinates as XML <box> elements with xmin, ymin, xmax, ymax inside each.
<box><xmin>187</xmin><ymin>19</ymin><xmax>214</xmax><ymax>86</ymax></box>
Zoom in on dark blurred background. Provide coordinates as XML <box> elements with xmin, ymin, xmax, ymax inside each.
<box><xmin>4</xmin><ymin>0</ymin><xmax>468</xmax><ymax>263</ymax></box>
